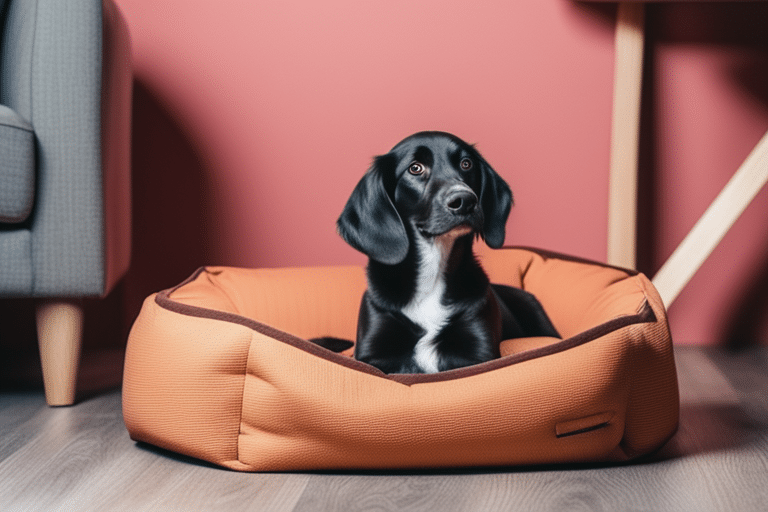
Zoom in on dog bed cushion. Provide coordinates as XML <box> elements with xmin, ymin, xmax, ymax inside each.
<box><xmin>122</xmin><ymin>247</ymin><xmax>679</xmax><ymax>471</ymax></box>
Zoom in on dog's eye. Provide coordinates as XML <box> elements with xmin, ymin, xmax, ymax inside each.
<box><xmin>408</xmin><ymin>162</ymin><xmax>425</xmax><ymax>175</ymax></box>
<box><xmin>460</xmin><ymin>158</ymin><xmax>473</xmax><ymax>171</ymax></box>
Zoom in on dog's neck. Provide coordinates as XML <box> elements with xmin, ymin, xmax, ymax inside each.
<box><xmin>410</xmin><ymin>228</ymin><xmax>468</xmax><ymax>303</ymax></box>
<box><xmin>366</xmin><ymin>226</ymin><xmax>489</xmax><ymax>310</ymax></box>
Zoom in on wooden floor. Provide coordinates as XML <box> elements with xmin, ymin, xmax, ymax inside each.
<box><xmin>1</xmin><ymin>346</ymin><xmax>766</xmax><ymax>511</ymax></box>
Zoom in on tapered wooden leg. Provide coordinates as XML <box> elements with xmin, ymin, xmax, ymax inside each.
<box><xmin>607</xmin><ymin>2</ymin><xmax>645</xmax><ymax>269</ymax></box>
<box><xmin>35</xmin><ymin>300</ymin><xmax>84</xmax><ymax>406</ymax></box>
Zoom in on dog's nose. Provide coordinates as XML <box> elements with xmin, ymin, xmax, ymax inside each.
<box><xmin>445</xmin><ymin>189</ymin><xmax>477</xmax><ymax>215</ymax></box>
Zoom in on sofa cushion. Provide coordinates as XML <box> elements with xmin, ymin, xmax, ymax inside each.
<box><xmin>0</xmin><ymin>105</ymin><xmax>35</xmax><ymax>223</ymax></box>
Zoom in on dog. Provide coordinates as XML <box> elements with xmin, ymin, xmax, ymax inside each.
<box><xmin>316</xmin><ymin>131</ymin><xmax>559</xmax><ymax>374</ymax></box>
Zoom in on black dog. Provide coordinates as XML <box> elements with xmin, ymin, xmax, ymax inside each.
<box><xmin>320</xmin><ymin>131</ymin><xmax>558</xmax><ymax>374</ymax></box>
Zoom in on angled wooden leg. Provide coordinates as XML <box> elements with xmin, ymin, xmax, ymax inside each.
<box><xmin>35</xmin><ymin>300</ymin><xmax>84</xmax><ymax>406</ymax></box>
<box><xmin>607</xmin><ymin>2</ymin><xmax>645</xmax><ymax>269</ymax></box>
<box><xmin>652</xmin><ymin>130</ymin><xmax>768</xmax><ymax>307</ymax></box>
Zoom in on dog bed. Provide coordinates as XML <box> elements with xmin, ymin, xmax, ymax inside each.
<box><xmin>122</xmin><ymin>247</ymin><xmax>679</xmax><ymax>471</ymax></box>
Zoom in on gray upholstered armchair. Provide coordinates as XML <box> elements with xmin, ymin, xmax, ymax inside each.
<box><xmin>0</xmin><ymin>0</ymin><xmax>132</xmax><ymax>405</ymax></box>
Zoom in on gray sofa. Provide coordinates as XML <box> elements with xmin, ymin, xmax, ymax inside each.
<box><xmin>1</xmin><ymin>0</ymin><xmax>132</xmax><ymax>405</ymax></box>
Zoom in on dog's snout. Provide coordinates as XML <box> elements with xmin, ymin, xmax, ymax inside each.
<box><xmin>445</xmin><ymin>189</ymin><xmax>477</xmax><ymax>215</ymax></box>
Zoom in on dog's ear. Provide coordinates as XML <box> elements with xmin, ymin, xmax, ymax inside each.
<box><xmin>479</xmin><ymin>159</ymin><xmax>513</xmax><ymax>249</ymax></box>
<box><xmin>337</xmin><ymin>153</ymin><xmax>409</xmax><ymax>264</ymax></box>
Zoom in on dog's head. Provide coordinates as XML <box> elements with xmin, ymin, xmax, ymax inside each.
<box><xmin>337</xmin><ymin>131</ymin><xmax>513</xmax><ymax>265</ymax></box>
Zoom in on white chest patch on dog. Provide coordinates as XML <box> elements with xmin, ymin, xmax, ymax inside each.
<box><xmin>402</xmin><ymin>231</ymin><xmax>462</xmax><ymax>373</ymax></box>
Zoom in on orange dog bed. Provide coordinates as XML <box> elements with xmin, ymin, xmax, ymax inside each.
<box><xmin>122</xmin><ymin>247</ymin><xmax>678</xmax><ymax>471</ymax></box>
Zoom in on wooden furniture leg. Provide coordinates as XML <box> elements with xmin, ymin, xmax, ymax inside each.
<box><xmin>607</xmin><ymin>2</ymin><xmax>645</xmax><ymax>270</ymax></box>
<box><xmin>652</xmin><ymin>130</ymin><xmax>768</xmax><ymax>307</ymax></box>
<box><xmin>606</xmin><ymin>3</ymin><xmax>766</xmax><ymax>309</ymax></box>
<box><xmin>35</xmin><ymin>300</ymin><xmax>84</xmax><ymax>406</ymax></box>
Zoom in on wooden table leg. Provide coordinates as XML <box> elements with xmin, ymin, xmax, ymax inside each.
<box><xmin>607</xmin><ymin>2</ymin><xmax>645</xmax><ymax>270</ymax></box>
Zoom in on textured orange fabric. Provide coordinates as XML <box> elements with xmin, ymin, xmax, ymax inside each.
<box><xmin>122</xmin><ymin>247</ymin><xmax>679</xmax><ymax>471</ymax></box>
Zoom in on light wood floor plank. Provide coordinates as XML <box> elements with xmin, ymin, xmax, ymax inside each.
<box><xmin>0</xmin><ymin>392</ymin><xmax>49</xmax><ymax>463</ymax></box>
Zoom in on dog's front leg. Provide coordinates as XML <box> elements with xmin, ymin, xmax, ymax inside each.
<box><xmin>354</xmin><ymin>293</ymin><xmax>425</xmax><ymax>374</ymax></box>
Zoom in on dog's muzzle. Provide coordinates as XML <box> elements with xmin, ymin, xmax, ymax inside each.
<box><xmin>417</xmin><ymin>184</ymin><xmax>483</xmax><ymax>238</ymax></box>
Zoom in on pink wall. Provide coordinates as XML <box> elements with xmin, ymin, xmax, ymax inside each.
<box><xmin>115</xmin><ymin>0</ymin><xmax>768</xmax><ymax>347</ymax></box>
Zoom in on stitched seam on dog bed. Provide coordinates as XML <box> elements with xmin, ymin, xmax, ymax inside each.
<box><xmin>512</xmin><ymin>246</ymin><xmax>642</xmax><ymax>276</ymax></box>
<box><xmin>556</xmin><ymin>411</ymin><xmax>616</xmax><ymax>438</ymax></box>
<box><xmin>154</xmin><ymin>267</ymin><xmax>657</xmax><ymax>385</ymax></box>
<box><xmin>166</xmin><ymin>266</ymin><xmax>208</xmax><ymax>294</ymax></box>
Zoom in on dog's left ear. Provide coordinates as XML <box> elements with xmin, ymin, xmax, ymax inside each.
<box><xmin>479</xmin><ymin>159</ymin><xmax>513</xmax><ymax>248</ymax></box>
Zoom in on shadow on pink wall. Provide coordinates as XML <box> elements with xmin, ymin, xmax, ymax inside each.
<box><xmin>120</xmin><ymin>80</ymin><xmax>223</xmax><ymax>327</ymax></box>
